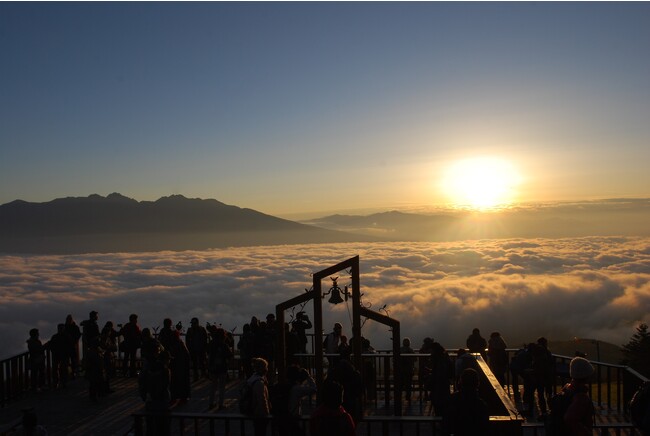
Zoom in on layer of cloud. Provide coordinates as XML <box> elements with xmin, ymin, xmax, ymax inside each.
<box><xmin>1</xmin><ymin>237</ymin><xmax>649</xmax><ymax>359</ymax></box>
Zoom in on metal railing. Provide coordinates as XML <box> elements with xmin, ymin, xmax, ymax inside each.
<box><xmin>3</xmin><ymin>346</ymin><xmax>648</xmax><ymax>411</ymax></box>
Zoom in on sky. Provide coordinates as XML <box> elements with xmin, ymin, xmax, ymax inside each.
<box><xmin>1</xmin><ymin>237</ymin><xmax>649</xmax><ymax>359</ymax></box>
<box><xmin>1</xmin><ymin>2</ymin><xmax>650</xmax><ymax>218</ymax></box>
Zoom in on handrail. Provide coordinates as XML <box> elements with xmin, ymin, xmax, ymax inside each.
<box><xmin>130</xmin><ymin>410</ymin><xmax>642</xmax><ymax>436</ymax></box>
<box><xmin>131</xmin><ymin>411</ymin><xmax>513</xmax><ymax>435</ymax></box>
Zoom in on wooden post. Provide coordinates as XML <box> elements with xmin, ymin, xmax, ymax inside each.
<box><xmin>351</xmin><ymin>257</ymin><xmax>362</xmax><ymax>377</ymax></box>
<box><xmin>314</xmin><ymin>276</ymin><xmax>324</xmax><ymax>385</ymax></box>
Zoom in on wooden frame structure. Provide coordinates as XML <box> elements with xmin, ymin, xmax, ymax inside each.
<box><xmin>276</xmin><ymin>255</ymin><xmax>403</xmax><ymax>415</ymax></box>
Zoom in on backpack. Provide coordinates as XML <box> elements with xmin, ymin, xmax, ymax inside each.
<box><xmin>510</xmin><ymin>348</ymin><xmax>531</xmax><ymax>373</ymax></box>
<box><xmin>546</xmin><ymin>384</ymin><xmax>593</xmax><ymax>436</ymax></box>
<box><xmin>209</xmin><ymin>342</ymin><xmax>232</xmax><ymax>374</ymax></box>
<box><xmin>630</xmin><ymin>381</ymin><xmax>650</xmax><ymax>432</ymax></box>
<box><xmin>138</xmin><ymin>366</ymin><xmax>166</xmax><ymax>402</ymax></box>
<box><xmin>239</xmin><ymin>379</ymin><xmax>259</xmax><ymax>414</ymax></box>
<box><xmin>269</xmin><ymin>381</ymin><xmax>293</xmax><ymax>416</ymax></box>
<box><xmin>545</xmin><ymin>387</ymin><xmax>576</xmax><ymax>436</ymax></box>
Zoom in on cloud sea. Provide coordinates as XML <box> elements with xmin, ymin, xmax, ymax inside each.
<box><xmin>1</xmin><ymin>237</ymin><xmax>649</xmax><ymax>359</ymax></box>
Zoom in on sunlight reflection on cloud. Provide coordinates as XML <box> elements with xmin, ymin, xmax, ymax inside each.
<box><xmin>1</xmin><ymin>237</ymin><xmax>649</xmax><ymax>357</ymax></box>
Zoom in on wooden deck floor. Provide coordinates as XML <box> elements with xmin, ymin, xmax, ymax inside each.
<box><xmin>0</xmin><ymin>374</ymin><xmax>243</xmax><ymax>436</ymax></box>
<box><xmin>0</xmin><ymin>376</ymin><xmax>637</xmax><ymax>436</ymax></box>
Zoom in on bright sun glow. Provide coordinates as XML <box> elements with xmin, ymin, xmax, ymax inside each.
<box><xmin>441</xmin><ymin>157</ymin><xmax>521</xmax><ymax>210</ymax></box>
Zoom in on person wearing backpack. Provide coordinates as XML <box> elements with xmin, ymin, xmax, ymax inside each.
<box><xmin>547</xmin><ymin>356</ymin><xmax>595</xmax><ymax>436</ymax></box>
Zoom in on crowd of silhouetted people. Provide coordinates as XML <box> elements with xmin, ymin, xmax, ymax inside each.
<box><xmin>23</xmin><ymin>312</ymin><xmax>599</xmax><ymax>436</ymax></box>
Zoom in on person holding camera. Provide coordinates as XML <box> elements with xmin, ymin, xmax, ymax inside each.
<box><xmin>291</xmin><ymin>311</ymin><xmax>312</xmax><ymax>354</ymax></box>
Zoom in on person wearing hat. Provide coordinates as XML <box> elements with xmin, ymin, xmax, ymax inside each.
<box><xmin>561</xmin><ymin>356</ymin><xmax>595</xmax><ymax>435</ymax></box>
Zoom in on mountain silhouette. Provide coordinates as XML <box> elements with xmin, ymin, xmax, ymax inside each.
<box><xmin>303</xmin><ymin>199</ymin><xmax>650</xmax><ymax>241</ymax></box>
<box><xmin>0</xmin><ymin>193</ymin><xmax>378</xmax><ymax>254</ymax></box>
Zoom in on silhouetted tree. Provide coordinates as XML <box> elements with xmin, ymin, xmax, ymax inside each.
<box><xmin>621</xmin><ymin>323</ymin><xmax>650</xmax><ymax>377</ymax></box>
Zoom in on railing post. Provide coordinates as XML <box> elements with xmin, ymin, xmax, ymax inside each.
<box><xmin>384</xmin><ymin>355</ymin><xmax>390</xmax><ymax>411</ymax></box>
<box><xmin>606</xmin><ymin>366</ymin><xmax>612</xmax><ymax>409</ymax></box>
<box><xmin>14</xmin><ymin>356</ymin><xmax>22</xmax><ymax>395</ymax></box>
<box><xmin>46</xmin><ymin>348</ymin><xmax>52</xmax><ymax>388</ymax></box>
<box><xmin>617</xmin><ymin>367</ymin><xmax>622</xmax><ymax>414</ymax></box>
<box><xmin>0</xmin><ymin>360</ymin><xmax>5</xmax><ymax>407</ymax></box>
<box><xmin>597</xmin><ymin>362</ymin><xmax>602</xmax><ymax>406</ymax></box>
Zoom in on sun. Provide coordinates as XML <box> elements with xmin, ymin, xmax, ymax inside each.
<box><xmin>441</xmin><ymin>157</ymin><xmax>521</xmax><ymax>210</ymax></box>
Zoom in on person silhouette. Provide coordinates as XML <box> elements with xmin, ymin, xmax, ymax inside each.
<box><xmin>81</xmin><ymin>311</ymin><xmax>100</xmax><ymax>359</ymax></box>
<box><xmin>324</xmin><ymin>323</ymin><xmax>343</xmax><ymax>369</ymax></box>
<box><xmin>564</xmin><ymin>357</ymin><xmax>595</xmax><ymax>435</ymax></box>
<box><xmin>309</xmin><ymin>380</ymin><xmax>355</xmax><ymax>436</ymax></box>
<box><xmin>26</xmin><ymin>329</ymin><xmax>45</xmax><ymax>392</ymax></box>
<box><xmin>326</xmin><ymin>359</ymin><xmax>364</xmax><ymax>424</ymax></box>
<box><xmin>400</xmin><ymin>338</ymin><xmax>416</xmax><ymax>402</ymax></box>
<box><xmin>248</xmin><ymin>357</ymin><xmax>271</xmax><ymax>436</ymax></box>
<box><xmin>466</xmin><ymin>328</ymin><xmax>487</xmax><ymax>359</ymax></box>
<box><xmin>208</xmin><ymin>327</ymin><xmax>233</xmax><ymax>410</ymax></box>
<box><xmin>443</xmin><ymin>368</ymin><xmax>489</xmax><ymax>435</ymax></box>
<box><xmin>49</xmin><ymin>323</ymin><xmax>72</xmax><ymax>389</ymax></box>
<box><xmin>291</xmin><ymin>311</ymin><xmax>312</xmax><ymax>354</ymax></box>
<box><xmin>64</xmin><ymin>314</ymin><xmax>81</xmax><ymax>376</ymax></box>
<box><xmin>118</xmin><ymin>314</ymin><xmax>142</xmax><ymax>377</ymax></box>
<box><xmin>487</xmin><ymin>331</ymin><xmax>508</xmax><ymax>386</ymax></box>
<box><xmin>100</xmin><ymin>321</ymin><xmax>118</xmax><ymax>394</ymax></box>
<box><xmin>186</xmin><ymin>317</ymin><xmax>208</xmax><ymax>381</ymax></box>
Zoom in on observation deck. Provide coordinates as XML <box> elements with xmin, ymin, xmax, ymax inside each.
<box><xmin>1</xmin><ymin>346</ymin><xmax>645</xmax><ymax>435</ymax></box>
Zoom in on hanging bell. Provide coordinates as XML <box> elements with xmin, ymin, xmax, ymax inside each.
<box><xmin>328</xmin><ymin>288</ymin><xmax>345</xmax><ymax>305</ymax></box>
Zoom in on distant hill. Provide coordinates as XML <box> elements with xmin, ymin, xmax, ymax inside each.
<box><xmin>305</xmin><ymin>211</ymin><xmax>458</xmax><ymax>240</ymax></box>
<box><xmin>548</xmin><ymin>339</ymin><xmax>623</xmax><ymax>365</ymax></box>
<box><xmin>0</xmin><ymin>193</ymin><xmax>378</xmax><ymax>254</ymax></box>
<box><xmin>303</xmin><ymin>199</ymin><xmax>650</xmax><ymax>241</ymax></box>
